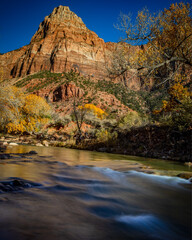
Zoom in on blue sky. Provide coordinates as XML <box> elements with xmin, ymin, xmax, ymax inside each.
<box><xmin>0</xmin><ymin>0</ymin><xmax>184</xmax><ymax>53</ymax></box>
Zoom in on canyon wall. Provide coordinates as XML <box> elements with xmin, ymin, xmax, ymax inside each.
<box><xmin>0</xmin><ymin>6</ymin><xmax>141</xmax><ymax>90</ymax></box>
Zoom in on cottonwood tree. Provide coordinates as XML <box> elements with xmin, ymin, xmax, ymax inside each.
<box><xmin>111</xmin><ymin>2</ymin><xmax>192</xmax><ymax>90</ymax></box>
<box><xmin>0</xmin><ymin>86</ymin><xmax>24</xmax><ymax>131</ymax></box>
<box><xmin>72</xmin><ymin>98</ymin><xmax>87</xmax><ymax>144</ymax></box>
<box><xmin>72</xmin><ymin>100</ymin><xmax>107</xmax><ymax>144</ymax></box>
<box><xmin>0</xmin><ymin>85</ymin><xmax>51</xmax><ymax>133</ymax></box>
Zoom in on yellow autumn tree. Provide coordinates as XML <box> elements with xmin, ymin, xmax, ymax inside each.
<box><xmin>72</xmin><ymin>101</ymin><xmax>107</xmax><ymax>144</ymax></box>
<box><xmin>0</xmin><ymin>86</ymin><xmax>51</xmax><ymax>134</ymax></box>
<box><xmin>111</xmin><ymin>2</ymin><xmax>192</xmax><ymax>128</ymax></box>
<box><xmin>112</xmin><ymin>2</ymin><xmax>192</xmax><ymax>89</ymax></box>
<box><xmin>78</xmin><ymin>104</ymin><xmax>107</xmax><ymax>119</ymax></box>
<box><xmin>0</xmin><ymin>86</ymin><xmax>24</xmax><ymax>131</ymax></box>
<box><xmin>153</xmin><ymin>73</ymin><xmax>191</xmax><ymax>114</ymax></box>
<box><xmin>153</xmin><ymin>73</ymin><xmax>192</xmax><ymax>129</ymax></box>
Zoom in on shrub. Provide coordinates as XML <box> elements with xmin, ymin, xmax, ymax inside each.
<box><xmin>50</xmin><ymin>115</ymin><xmax>72</xmax><ymax>129</ymax></box>
<box><xmin>101</xmin><ymin>119</ymin><xmax>118</xmax><ymax>129</ymax></box>
<box><xmin>96</xmin><ymin>128</ymin><xmax>118</xmax><ymax>144</ymax></box>
<box><xmin>118</xmin><ymin>111</ymin><xmax>148</xmax><ymax>130</ymax></box>
<box><xmin>84</xmin><ymin>113</ymin><xmax>102</xmax><ymax>127</ymax></box>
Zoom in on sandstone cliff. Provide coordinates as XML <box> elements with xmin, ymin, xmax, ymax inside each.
<box><xmin>0</xmin><ymin>5</ymin><xmax>141</xmax><ymax>90</ymax></box>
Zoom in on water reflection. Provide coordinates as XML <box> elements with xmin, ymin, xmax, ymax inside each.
<box><xmin>0</xmin><ymin>145</ymin><xmax>191</xmax><ymax>240</ymax></box>
<box><xmin>4</xmin><ymin>145</ymin><xmax>192</xmax><ymax>173</ymax></box>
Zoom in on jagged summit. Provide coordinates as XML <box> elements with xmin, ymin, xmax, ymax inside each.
<box><xmin>47</xmin><ymin>6</ymin><xmax>85</xmax><ymax>25</ymax></box>
<box><xmin>31</xmin><ymin>5</ymin><xmax>88</xmax><ymax>42</ymax></box>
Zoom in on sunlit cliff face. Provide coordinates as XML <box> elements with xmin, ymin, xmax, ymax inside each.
<box><xmin>0</xmin><ymin>6</ymin><xmax>141</xmax><ymax>90</ymax></box>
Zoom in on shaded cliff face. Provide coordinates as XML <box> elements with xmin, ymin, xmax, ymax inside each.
<box><xmin>0</xmin><ymin>6</ymin><xmax>141</xmax><ymax>90</ymax></box>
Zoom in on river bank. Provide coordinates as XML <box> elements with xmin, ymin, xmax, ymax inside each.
<box><xmin>74</xmin><ymin>126</ymin><xmax>192</xmax><ymax>162</ymax></box>
<box><xmin>1</xmin><ymin>125</ymin><xmax>192</xmax><ymax>162</ymax></box>
<box><xmin>1</xmin><ymin>137</ymin><xmax>192</xmax><ymax>180</ymax></box>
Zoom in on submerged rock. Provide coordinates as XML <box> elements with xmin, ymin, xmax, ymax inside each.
<box><xmin>0</xmin><ymin>178</ymin><xmax>42</xmax><ymax>193</ymax></box>
<box><xmin>28</xmin><ymin>150</ymin><xmax>38</xmax><ymax>155</ymax></box>
<box><xmin>0</xmin><ymin>154</ymin><xmax>12</xmax><ymax>159</ymax></box>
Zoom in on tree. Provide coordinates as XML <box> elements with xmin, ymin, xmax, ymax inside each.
<box><xmin>152</xmin><ymin>73</ymin><xmax>192</xmax><ymax>130</ymax></box>
<box><xmin>72</xmin><ymin>99</ymin><xmax>87</xmax><ymax>143</ymax></box>
<box><xmin>0</xmin><ymin>86</ymin><xmax>51</xmax><ymax>134</ymax></box>
<box><xmin>78</xmin><ymin>104</ymin><xmax>107</xmax><ymax>120</ymax></box>
<box><xmin>0</xmin><ymin>86</ymin><xmax>24</xmax><ymax>131</ymax></box>
<box><xmin>72</xmin><ymin>101</ymin><xmax>107</xmax><ymax>144</ymax></box>
<box><xmin>112</xmin><ymin>2</ymin><xmax>192</xmax><ymax>89</ymax></box>
<box><xmin>153</xmin><ymin>73</ymin><xmax>191</xmax><ymax>113</ymax></box>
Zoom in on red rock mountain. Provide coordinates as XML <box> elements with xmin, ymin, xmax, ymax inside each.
<box><xmin>0</xmin><ymin>6</ymin><xmax>141</xmax><ymax>90</ymax></box>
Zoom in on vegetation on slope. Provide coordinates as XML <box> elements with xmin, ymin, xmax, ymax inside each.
<box><xmin>14</xmin><ymin>69</ymin><xmax>169</xmax><ymax>115</ymax></box>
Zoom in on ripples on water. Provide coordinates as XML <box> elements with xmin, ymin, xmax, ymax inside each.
<box><xmin>0</xmin><ymin>145</ymin><xmax>191</xmax><ymax>240</ymax></box>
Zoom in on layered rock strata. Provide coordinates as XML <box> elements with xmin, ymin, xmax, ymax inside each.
<box><xmin>0</xmin><ymin>6</ymin><xmax>141</xmax><ymax>90</ymax></box>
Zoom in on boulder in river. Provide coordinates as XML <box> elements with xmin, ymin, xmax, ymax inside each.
<box><xmin>0</xmin><ymin>154</ymin><xmax>12</xmax><ymax>159</ymax></box>
<box><xmin>0</xmin><ymin>178</ymin><xmax>42</xmax><ymax>193</ymax></box>
<box><xmin>9</xmin><ymin>143</ymin><xmax>18</xmax><ymax>146</ymax></box>
<box><xmin>28</xmin><ymin>150</ymin><xmax>38</xmax><ymax>155</ymax></box>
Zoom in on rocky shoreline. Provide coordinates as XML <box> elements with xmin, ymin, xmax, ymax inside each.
<box><xmin>1</xmin><ymin>126</ymin><xmax>192</xmax><ymax>163</ymax></box>
<box><xmin>0</xmin><ymin>134</ymin><xmax>192</xmax><ymax>180</ymax></box>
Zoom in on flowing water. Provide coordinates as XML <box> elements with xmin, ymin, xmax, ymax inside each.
<box><xmin>0</xmin><ymin>145</ymin><xmax>191</xmax><ymax>240</ymax></box>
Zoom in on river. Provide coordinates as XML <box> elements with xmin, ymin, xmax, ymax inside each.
<box><xmin>0</xmin><ymin>145</ymin><xmax>191</xmax><ymax>240</ymax></box>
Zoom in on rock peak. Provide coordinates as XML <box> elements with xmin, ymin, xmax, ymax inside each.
<box><xmin>46</xmin><ymin>5</ymin><xmax>85</xmax><ymax>26</ymax></box>
<box><xmin>49</xmin><ymin>5</ymin><xmax>71</xmax><ymax>18</ymax></box>
<box><xmin>0</xmin><ymin>5</ymin><xmax>142</xmax><ymax>91</ymax></box>
<box><xmin>31</xmin><ymin>5</ymin><xmax>88</xmax><ymax>43</ymax></box>
<box><xmin>56</xmin><ymin>5</ymin><xmax>70</xmax><ymax>11</ymax></box>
